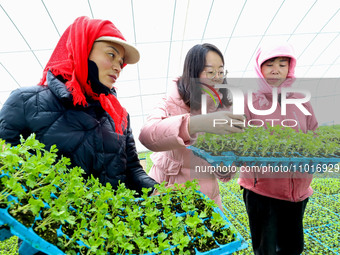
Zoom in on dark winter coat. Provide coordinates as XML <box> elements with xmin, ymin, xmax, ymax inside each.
<box><xmin>0</xmin><ymin>71</ymin><xmax>157</xmax><ymax>195</ymax></box>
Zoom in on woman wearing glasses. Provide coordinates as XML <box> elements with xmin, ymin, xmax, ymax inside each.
<box><xmin>139</xmin><ymin>43</ymin><xmax>244</xmax><ymax>208</ymax></box>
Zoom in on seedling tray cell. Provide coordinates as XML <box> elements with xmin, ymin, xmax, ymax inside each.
<box><xmin>197</xmin><ymin>207</ymin><xmax>247</xmax><ymax>254</ymax></box>
<box><xmin>0</xmin><ymin>208</ymin><xmax>65</xmax><ymax>255</ymax></box>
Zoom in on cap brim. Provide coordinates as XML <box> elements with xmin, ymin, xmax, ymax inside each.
<box><xmin>95</xmin><ymin>36</ymin><xmax>140</xmax><ymax>64</ymax></box>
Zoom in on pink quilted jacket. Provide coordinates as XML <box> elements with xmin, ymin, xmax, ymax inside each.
<box><xmin>238</xmin><ymin>42</ymin><xmax>318</xmax><ymax>202</ymax></box>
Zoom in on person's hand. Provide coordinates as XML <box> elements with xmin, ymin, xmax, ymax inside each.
<box><xmin>150</xmin><ymin>188</ymin><xmax>161</xmax><ymax>196</ymax></box>
<box><xmin>189</xmin><ymin>111</ymin><xmax>245</xmax><ymax>135</ymax></box>
<box><xmin>1</xmin><ymin>144</ymin><xmax>7</xmax><ymax>152</ymax></box>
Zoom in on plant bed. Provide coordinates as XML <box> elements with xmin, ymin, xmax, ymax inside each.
<box><xmin>218</xmin><ymin>178</ymin><xmax>340</xmax><ymax>255</ymax></box>
<box><xmin>191</xmin><ymin>125</ymin><xmax>340</xmax><ymax>174</ymax></box>
<box><xmin>0</xmin><ymin>135</ymin><xmax>247</xmax><ymax>254</ymax></box>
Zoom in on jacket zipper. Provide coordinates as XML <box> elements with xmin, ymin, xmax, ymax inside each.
<box><xmin>291</xmin><ymin>172</ymin><xmax>295</xmax><ymax>201</ymax></box>
<box><xmin>292</xmin><ymin>111</ymin><xmax>301</xmax><ymax>130</ymax></box>
<box><xmin>291</xmin><ymin>111</ymin><xmax>299</xmax><ymax>202</ymax></box>
<box><xmin>254</xmin><ymin>169</ymin><xmax>257</xmax><ymax>187</ymax></box>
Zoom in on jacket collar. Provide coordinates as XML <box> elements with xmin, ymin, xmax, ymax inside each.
<box><xmin>47</xmin><ymin>71</ymin><xmax>73</xmax><ymax>102</ymax></box>
<box><xmin>46</xmin><ymin>71</ymin><xmax>103</xmax><ymax>106</ymax></box>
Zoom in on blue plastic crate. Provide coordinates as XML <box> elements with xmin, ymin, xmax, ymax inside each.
<box><xmin>0</xmin><ymin>189</ymin><xmax>247</xmax><ymax>254</ymax></box>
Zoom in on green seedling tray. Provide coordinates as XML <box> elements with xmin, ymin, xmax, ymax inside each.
<box><xmin>189</xmin><ymin>146</ymin><xmax>340</xmax><ymax>174</ymax></box>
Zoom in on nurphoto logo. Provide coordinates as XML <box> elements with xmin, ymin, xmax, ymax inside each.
<box><xmin>201</xmin><ymin>84</ymin><xmax>312</xmax><ymax>128</ymax></box>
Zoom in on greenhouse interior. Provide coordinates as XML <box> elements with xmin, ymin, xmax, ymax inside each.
<box><xmin>0</xmin><ymin>0</ymin><xmax>339</xmax><ymax>254</ymax></box>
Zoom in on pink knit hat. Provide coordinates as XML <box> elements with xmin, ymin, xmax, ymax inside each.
<box><xmin>254</xmin><ymin>41</ymin><xmax>297</xmax><ymax>105</ymax></box>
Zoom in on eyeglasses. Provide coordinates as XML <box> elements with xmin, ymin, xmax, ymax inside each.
<box><xmin>202</xmin><ymin>69</ymin><xmax>228</xmax><ymax>80</ymax></box>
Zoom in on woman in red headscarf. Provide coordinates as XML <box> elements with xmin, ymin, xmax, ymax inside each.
<box><xmin>0</xmin><ymin>16</ymin><xmax>158</xmax><ymax>195</ymax></box>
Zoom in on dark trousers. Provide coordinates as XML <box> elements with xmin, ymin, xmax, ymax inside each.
<box><xmin>243</xmin><ymin>189</ymin><xmax>308</xmax><ymax>255</ymax></box>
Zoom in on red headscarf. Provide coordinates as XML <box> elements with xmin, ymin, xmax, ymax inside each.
<box><xmin>39</xmin><ymin>16</ymin><xmax>127</xmax><ymax>135</ymax></box>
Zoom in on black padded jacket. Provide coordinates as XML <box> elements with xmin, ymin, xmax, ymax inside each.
<box><xmin>0</xmin><ymin>71</ymin><xmax>158</xmax><ymax>195</ymax></box>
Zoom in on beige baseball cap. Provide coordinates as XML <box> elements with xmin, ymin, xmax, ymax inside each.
<box><xmin>95</xmin><ymin>36</ymin><xmax>140</xmax><ymax>64</ymax></box>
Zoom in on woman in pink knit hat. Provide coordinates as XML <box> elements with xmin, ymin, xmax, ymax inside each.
<box><xmin>238</xmin><ymin>41</ymin><xmax>318</xmax><ymax>255</ymax></box>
